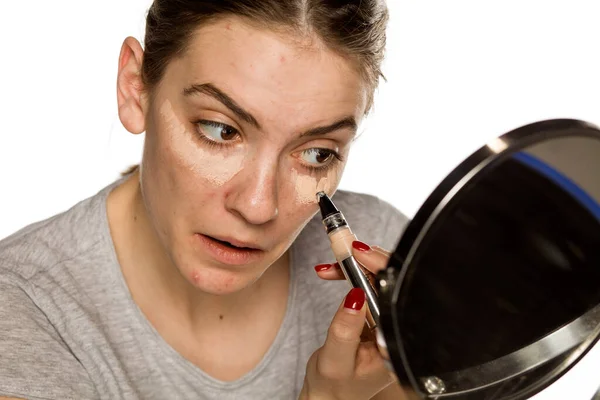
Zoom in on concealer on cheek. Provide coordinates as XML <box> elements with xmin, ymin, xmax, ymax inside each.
<box><xmin>291</xmin><ymin>167</ymin><xmax>340</xmax><ymax>205</ymax></box>
<box><xmin>159</xmin><ymin>100</ymin><xmax>244</xmax><ymax>186</ymax></box>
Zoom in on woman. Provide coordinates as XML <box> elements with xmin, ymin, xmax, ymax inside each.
<box><xmin>0</xmin><ymin>0</ymin><xmax>409</xmax><ymax>399</ymax></box>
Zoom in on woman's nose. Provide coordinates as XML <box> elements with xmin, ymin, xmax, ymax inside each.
<box><xmin>224</xmin><ymin>160</ymin><xmax>279</xmax><ymax>225</ymax></box>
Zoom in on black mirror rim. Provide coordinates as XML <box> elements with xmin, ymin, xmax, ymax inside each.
<box><xmin>378</xmin><ymin>118</ymin><xmax>600</xmax><ymax>399</ymax></box>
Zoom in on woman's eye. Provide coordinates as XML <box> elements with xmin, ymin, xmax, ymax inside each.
<box><xmin>301</xmin><ymin>148</ymin><xmax>335</xmax><ymax>166</ymax></box>
<box><xmin>196</xmin><ymin>120</ymin><xmax>239</xmax><ymax>143</ymax></box>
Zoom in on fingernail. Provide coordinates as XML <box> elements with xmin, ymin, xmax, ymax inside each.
<box><xmin>344</xmin><ymin>288</ymin><xmax>365</xmax><ymax>312</ymax></box>
<box><xmin>352</xmin><ymin>240</ymin><xmax>371</xmax><ymax>252</ymax></box>
<box><xmin>314</xmin><ymin>263</ymin><xmax>333</xmax><ymax>272</ymax></box>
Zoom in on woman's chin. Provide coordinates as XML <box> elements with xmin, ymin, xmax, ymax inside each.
<box><xmin>186</xmin><ymin>266</ymin><xmax>259</xmax><ymax>295</ymax></box>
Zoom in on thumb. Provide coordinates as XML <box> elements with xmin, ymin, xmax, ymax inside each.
<box><xmin>317</xmin><ymin>288</ymin><xmax>367</xmax><ymax>378</ymax></box>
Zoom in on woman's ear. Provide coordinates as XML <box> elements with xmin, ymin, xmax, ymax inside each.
<box><xmin>117</xmin><ymin>37</ymin><xmax>147</xmax><ymax>134</ymax></box>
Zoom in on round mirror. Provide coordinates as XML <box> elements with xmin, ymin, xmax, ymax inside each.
<box><xmin>378</xmin><ymin>119</ymin><xmax>600</xmax><ymax>399</ymax></box>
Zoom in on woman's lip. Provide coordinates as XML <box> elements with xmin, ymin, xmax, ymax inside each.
<box><xmin>195</xmin><ymin>234</ymin><xmax>265</xmax><ymax>266</ymax></box>
<box><xmin>208</xmin><ymin>234</ymin><xmax>262</xmax><ymax>250</ymax></box>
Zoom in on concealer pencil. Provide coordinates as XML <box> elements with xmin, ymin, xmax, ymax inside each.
<box><xmin>316</xmin><ymin>191</ymin><xmax>379</xmax><ymax>330</ymax></box>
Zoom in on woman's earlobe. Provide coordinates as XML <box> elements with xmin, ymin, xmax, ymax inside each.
<box><xmin>117</xmin><ymin>37</ymin><xmax>146</xmax><ymax>134</ymax></box>
<box><xmin>119</xmin><ymin>99</ymin><xmax>146</xmax><ymax>135</ymax></box>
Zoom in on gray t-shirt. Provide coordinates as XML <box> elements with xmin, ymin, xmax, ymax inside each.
<box><xmin>0</xmin><ymin>179</ymin><xmax>409</xmax><ymax>400</ymax></box>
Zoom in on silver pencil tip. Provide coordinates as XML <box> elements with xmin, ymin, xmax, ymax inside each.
<box><xmin>316</xmin><ymin>191</ymin><xmax>326</xmax><ymax>201</ymax></box>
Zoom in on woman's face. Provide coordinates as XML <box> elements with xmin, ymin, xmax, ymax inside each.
<box><xmin>140</xmin><ymin>17</ymin><xmax>368</xmax><ymax>295</ymax></box>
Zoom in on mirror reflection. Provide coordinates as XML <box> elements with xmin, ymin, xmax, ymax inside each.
<box><xmin>396</xmin><ymin>135</ymin><xmax>600</xmax><ymax>398</ymax></box>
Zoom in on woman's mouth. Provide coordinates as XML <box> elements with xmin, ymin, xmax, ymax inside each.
<box><xmin>213</xmin><ymin>238</ymin><xmax>239</xmax><ymax>248</ymax></box>
<box><xmin>195</xmin><ymin>233</ymin><xmax>265</xmax><ymax>265</ymax></box>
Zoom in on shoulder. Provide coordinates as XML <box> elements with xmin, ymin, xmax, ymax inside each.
<box><xmin>0</xmin><ymin>200</ymin><xmax>106</xmax><ymax>399</ymax></box>
<box><xmin>0</xmin><ymin>182</ymin><xmax>114</xmax><ymax>280</ymax></box>
<box><xmin>0</xmin><ymin>268</ymin><xmax>99</xmax><ymax>399</ymax></box>
<box><xmin>330</xmin><ymin>189</ymin><xmax>407</xmax><ymax>222</ymax></box>
<box><xmin>0</xmin><ymin>184</ymin><xmax>115</xmax><ymax>399</ymax></box>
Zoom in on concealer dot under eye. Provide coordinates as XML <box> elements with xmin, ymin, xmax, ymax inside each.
<box><xmin>291</xmin><ymin>165</ymin><xmax>340</xmax><ymax>205</ymax></box>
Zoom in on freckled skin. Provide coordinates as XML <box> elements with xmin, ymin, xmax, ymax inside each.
<box><xmin>137</xmin><ymin>17</ymin><xmax>368</xmax><ymax>296</ymax></box>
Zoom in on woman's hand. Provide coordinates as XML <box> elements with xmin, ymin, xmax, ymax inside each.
<box><xmin>299</xmin><ymin>240</ymin><xmax>404</xmax><ymax>400</ymax></box>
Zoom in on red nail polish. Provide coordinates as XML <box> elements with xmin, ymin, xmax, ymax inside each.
<box><xmin>314</xmin><ymin>263</ymin><xmax>333</xmax><ymax>272</ymax></box>
<box><xmin>352</xmin><ymin>241</ymin><xmax>371</xmax><ymax>252</ymax></box>
<box><xmin>344</xmin><ymin>288</ymin><xmax>365</xmax><ymax>311</ymax></box>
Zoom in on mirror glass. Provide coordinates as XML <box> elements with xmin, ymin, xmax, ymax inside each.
<box><xmin>393</xmin><ymin>134</ymin><xmax>600</xmax><ymax>399</ymax></box>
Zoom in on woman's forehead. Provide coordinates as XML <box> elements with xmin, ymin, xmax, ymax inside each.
<box><xmin>162</xmin><ymin>17</ymin><xmax>369</xmax><ymax>129</ymax></box>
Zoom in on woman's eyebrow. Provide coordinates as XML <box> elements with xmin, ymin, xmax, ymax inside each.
<box><xmin>298</xmin><ymin>116</ymin><xmax>357</xmax><ymax>139</ymax></box>
<box><xmin>183</xmin><ymin>82</ymin><xmax>357</xmax><ymax>138</ymax></box>
<box><xmin>183</xmin><ymin>82</ymin><xmax>261</xmax><ymax>129</ymax></box>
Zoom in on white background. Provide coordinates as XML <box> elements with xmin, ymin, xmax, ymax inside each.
<box><xmin>1</xmin><ymin>1</ymin><xmax>599</xmax><ymax>398</ymax></box>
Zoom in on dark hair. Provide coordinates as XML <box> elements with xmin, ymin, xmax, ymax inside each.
<box><xmin>141</xmin><ymin>0</ymin><xmax>389</xmax><ymax>113</ymax></box>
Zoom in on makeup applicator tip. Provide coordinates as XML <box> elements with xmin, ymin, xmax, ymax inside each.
<box><xmin>316</xmin><ymin>191</ymin><xmax>326</xmax><ymax>201</ymax></box>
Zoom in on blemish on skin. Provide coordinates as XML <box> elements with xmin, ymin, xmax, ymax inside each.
<box><xmin>280</xmin><ymin>55</ymin><xmax>286</xmax><ymax>63</ymax></box>
<box><xmin>191</xmin><ymin>271</ymin><xmax>201</xmax><ymax>285</ymax></box>
<box><xmin>219</xmin><ymin>315</ymin><xmax>224</xmax><ymax>320</ymax></box>
<box><xmin>160</xmin><ymin>100</ymin><xmax>244</xmax><ymax>186</ymax></box>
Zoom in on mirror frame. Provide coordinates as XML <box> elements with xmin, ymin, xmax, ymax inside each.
<box><xmin>376</xmin><ymin>118</ymin><xmax>600</xmax><ymax>399</ymax></box>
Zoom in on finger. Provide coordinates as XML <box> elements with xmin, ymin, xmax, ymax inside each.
<box><xmin>372</xmin><ymin>245</ymin><xmax>392</xmax><ymax>257</ymax></box>
<box><xmin>360</xmin><ymin>322</ymin><xmax>376</xmax><ymax>342</ymax></box>
<box><xmin>318</xmin><ymin>288</ymin><xmax>367</xmax><ymax>379</ymax></box>
<box><xmin>315</xmin><ymin>261</ymin><xmax>377</xmax><ymax>300</ymax></box>
<box><xmin>314</xmin><ymin>243</ymin><xmax>392</xmax><ymax>280</ymax></box>
<box><xmin>355</xmin><ymin>341</ymin><xmax>392</xmax><ymax>380</ymax></box>
<box><xmin>351</xmin><ymin>241</ymin><xmax>391</xmax><ymax>274</ymax></box>
<box><xmin>314</xmin><ymin>262</ymin><xmax>346</xmax><ymax>280</ymax></box>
